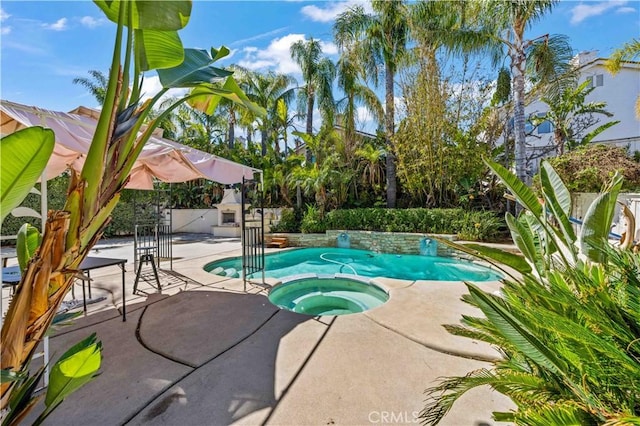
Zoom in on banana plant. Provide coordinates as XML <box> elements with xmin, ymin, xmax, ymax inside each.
<box><xmin>421</xmin><ymin>160</ymin><xmax>640</xmax><ymax>424</ymax></box>
<box><xmin>1</xmin><ymin>128</ymin><xmax>102</xmax><ymax>426</ymax></box>
<box><xmin>0</xmin><ymin>0</ymin><xmax>263</xmax><ymax>419</ymax></box>
<box><xmin>0</xmin><ymin>127</ymin><xmax>54</xmax><ymax>224</ymax></box>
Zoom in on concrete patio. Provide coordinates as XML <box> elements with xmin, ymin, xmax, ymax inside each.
<box><xmin>3</xmin><ymin>234</ymin><xmax>515</xmax><ymax>425</ymax></box>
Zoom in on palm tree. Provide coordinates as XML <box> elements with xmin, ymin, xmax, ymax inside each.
<box><xmin>334</xmin><ymin>0</ymin><xmax>410</xmax><ymax>208</ymax></box>
<box><xmin>419</xmin><ymin>1</ymin><xmax>572</xmax><ymax>187</ymax></box>
<box><xmin>242</xmin><ymin>69</ymin><xmax>297</xmax><ymax>156</ymax></box>
<box><xmin>606</xmin><ymin>38</ymin><xmax>640</xmax><ymax>118</ymax></box>
<box><xmin>334</xmin><ymin>48</ymin><xmax>383</xmax><ymax>162</ymax></box>
<box><xmin>605</xmin><ymin>38</ymin><xmax>640</xmax><ymax>73</ymax></box>
<box><xmin>72</xmin><ymin>69</ymin><xmax>109</xmax><ymax>105</ymax></box>
<box><xmin>290</xmin><ymin>38</ymin><xmax>336</xmax><ymax>162</ymax></box>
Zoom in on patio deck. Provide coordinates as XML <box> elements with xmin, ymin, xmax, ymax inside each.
<box><xmin>3</xmin><ymin>234</ymin><xmax>515</xmax><ymax>425</ymax></box>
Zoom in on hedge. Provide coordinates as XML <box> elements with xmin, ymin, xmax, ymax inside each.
<box><xmin>270</xmin><ymin>207</ymin><xmax>504</xmax><ymax>241</ymax></box>
<box><xmin>323</xmin><ymin>208</ymin><xmax>503</xmax><ymax>241</ymax></box>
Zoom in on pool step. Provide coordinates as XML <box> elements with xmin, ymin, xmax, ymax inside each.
<box><xmin>267</xmin><ymin>236</ymin><xmax>288</xmax><ymax>248</ymax></box>
<box><xmin>211</xmin><ymin>266</ymin><xmax>239</xmax><ymax>278</ymax></box>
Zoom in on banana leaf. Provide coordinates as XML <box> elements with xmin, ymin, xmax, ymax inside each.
<box><xmin>0</xmin><ymin>127</ymin><xmax>54</xmax><ymax>223</ymax></box>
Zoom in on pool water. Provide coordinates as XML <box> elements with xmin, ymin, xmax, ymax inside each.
<box><xmin>204</xmin><ymin>247</ymin><xmax>500</xmax><ymax>281</ymax></box>
<box><xmin>268</xmin><ymin>277</ymin><xmax>389</xmax><ymax>316</ymax></box>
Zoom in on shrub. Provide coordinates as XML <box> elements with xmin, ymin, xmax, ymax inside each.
<box><xmin>546</xmin><ymin>144</ymin><xmax>640</xmax><ymax>192</ymax></box>
<box><xmin>270</xmin><ymin>208</ymin><xmax>301</xmax><ymax>233</ymax></box>
<box><xmin>422</xmin><ymin>160</ymin><xmax>640</xmax><ymax>424</ymax></box>
<box><xmin>324</xmin><ymin>208</ymin><xmax>503</xmax><ymax>241</ymax></box>
<box><xmin>1</xmin><ymin>175</ymin><xmax>161</xmax><ymax>241</ymax></box>
<box><xmin>300</xmin><ymin>205</ymin><xmax>327</xmax><ymax>234</ymax></box>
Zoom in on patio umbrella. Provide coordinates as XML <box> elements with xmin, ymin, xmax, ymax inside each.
<box><xmin>0</xmin><ymin>100</ymin><xmax>261</xmax><ymax>189</ymax></box>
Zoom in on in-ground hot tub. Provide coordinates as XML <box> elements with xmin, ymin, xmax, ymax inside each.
<box><xmin>268</xmin><ymin>275</ymin><xmax>389</xmax><ymax>316</ymax></box>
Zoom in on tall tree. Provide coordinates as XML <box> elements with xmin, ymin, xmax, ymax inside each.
<box><xmin>242</xmin><ymin>69</ymin><xmax>297</xmax><ymax>156</ymax></box>
<box><xmin>335</xmin><ymin>48</ymin><xmax>383</xmax><ymax>162</ymax></box>
<box><xmin>428</xmin><ymin>0</ymin><xmax>573</xmax><ymax>187</ymax></box>
<box><xmin>290</xmin><ymin>38</ymin><xmax>336</xmax><ymax>162</ymax></box>
<box><xmin>72</xmin><ymin>69</ymin><xmax>109</xmax><ymax>105</ymax></box>
<box><xmin>334</xmin><ymin>0</ymin><xmax>410</xmax><ymax>208</ymax></box>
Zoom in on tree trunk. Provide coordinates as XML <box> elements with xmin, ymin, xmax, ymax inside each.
<box><xmin>261</xmin><ymin>127</ymin><xmax>268</xmax><ymax>156</ymax></box>
<box><xmin>306</xmin><ymin>91</ymin><xmax>314</xmax><ymax>163</ymax></box>
<box><xmin>384</xmin><ymin>64</ymin><xmax>397</xmax><ymax>208</ymax></box>
<box><xmin>228</xmin><ymin>116</ymin><xmax>235</xmax><ymax>149</ymax></box>
<box><xmin>510</xmin><ymin>42</ymin><xmax>529</xmax><ymax>189</ymax></box>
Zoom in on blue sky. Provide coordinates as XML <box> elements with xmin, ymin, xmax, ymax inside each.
<box><xmin>1</xmin><ymin>0</ymin><xmax>639</xmax><ymax>118</ymax></box>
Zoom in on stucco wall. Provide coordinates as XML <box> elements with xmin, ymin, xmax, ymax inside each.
<box><xmin>171</xmin><ymin>209</ymin><xmax>218</xmax><ymax>234</ymax></box>
<box><xmin>526</xmin><ymin>60</ymin><xmax>640</xmax><ymax>151</ymax></box>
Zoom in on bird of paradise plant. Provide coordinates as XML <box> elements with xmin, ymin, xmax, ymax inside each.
<box><xmin>0</xmin><ymin>1</ymin><xmax>263</xmax><ymax>423</ymax></box>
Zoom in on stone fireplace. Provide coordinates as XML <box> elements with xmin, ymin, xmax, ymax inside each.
<box><xmin>221</xmin><ymin>211</ymin><xmax>236</xmax><ymax>224</ymax></box>
<box><xmin>212</xmin><ymin>188</ymin><xmax>242</xmax><ymax>237</ymax></box>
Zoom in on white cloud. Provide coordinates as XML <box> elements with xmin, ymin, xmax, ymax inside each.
<box><xmin>238</xmin><ymin>33</ymin><xmax>305</xmax><ymax>74</ymax></box>
<box><xmin>616</xmin><ymin>6</ymin><xmax>636</xmax><ymax>14</ymax></box>
<box><xmin>140</xmin><ymin>75</ymin><xmax>189</xmax><ymax>104</ymax></box>
<box><xmin>238</xmin><ymin>34</ymin><xmax>338</xmax><ymax>75</ymax></box>
<box><xmin>1</xmin><ymin>8</ymin><xmax>10</xmax><ymax>34</ymax></box>
<box><xmin>42</xmin><ymin>17</ymin><xmax>68</xmax><ymax>31</ymax></box>
<box><xmin>2</xmin><ymin>40</ymin><xmax>46</xmax><ymax>55</ymax></box>
<box><xmin>356</xmin><ymin>106</ymin><xmax>372</xmax><ymax>124</ymax></box>
<box><xmin>79</xmin><ymin>16</ymin><xmax>105</xmax><ymax>28</ymax></box>
<box><xmin>300</xmin><ymin>0</ymin><xmax>372</xmax><ymax>23</ymax></box>
<box><xmin>231</xmin><ymin>27</ymin><xmax>288</xmax><ymax>47</ymax></box>
<box><xmin>569</xmin><ymin>0</ymin><xmax>627</xmax><ymax>25</ymax></box>
<box><xmin>321</xmin><ymin>41</ymin><xmax>338</xmax><ymax>56</ymax></box>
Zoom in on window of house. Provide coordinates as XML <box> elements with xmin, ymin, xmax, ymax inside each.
<box><xmin>525</xmin><ymin>121</ymin><xmax>534</xmax><ymax>134</ymax></box>
<box><xmin>586</xmin><ymin>76</ymin><xmax>593</xmax><ymax>88</ymax></box>
<box><xmin>538</xmin><ymin>120</ymin><xmax>552</xmax><ymax>134</ymax></box>
<box><xmin>585</xmin><ymin>74</ymin><xmax>604</xmax><ymax>88</ymax></box>
<box><xmin>595</xmin><ymin>74</ymin><xmax>604</xmax><ymax>87</ymax></box>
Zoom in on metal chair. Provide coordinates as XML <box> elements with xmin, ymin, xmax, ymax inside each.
<box><xmin>133</xmin><ymin>224</ymin><xmax>161</xmax><ymax>294</ymax></box>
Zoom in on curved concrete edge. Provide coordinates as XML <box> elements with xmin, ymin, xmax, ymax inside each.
<box><xmin>364</xmin><ymin>280</ymin><xmax>504</xmax><ymax>362</ymax></box>
<box><xmin>370</xmin><ymin>277</ymin><xmax>415</xmax><ymax>291</ymax></box>
<box><xmin>136</xmin><ymin>291</ymin><xmax>280</xmax><ymax>367</ymax></box>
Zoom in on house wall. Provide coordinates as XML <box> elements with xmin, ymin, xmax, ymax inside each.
<box><xmin>526</xmin><ymin>60</ymin><xmax>640</xmax><ymax>149</ymax></box>
<box><xmin>524</xmin><ymin>56</ymin><xmax>640</xmax><ymax>174</ymax></box>
<box><xmin>171</xmin><ymin>209</ymin><xmax>218</xmax><ymax>233</ymax></box>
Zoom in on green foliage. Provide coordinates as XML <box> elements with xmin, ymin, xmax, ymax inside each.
<box><xmin>324</xmin><ymin>208</ymin><xmax>503</xmax><ymax>241</ymax></box>
<box><xmin>16</xmin><ymin>224</ymin><xmax>41</xmax><ymax>272</ymax></box>
<box><xmin>422</xmin><ymin>160</ymin><xmax>640</xmax><ymax>424</ymax></box>
<box><xmin>300</xmin><ymin>204</ymin><xmax>327</xmax><ymax>234</ymax></box>
<box><xmin>3</xmin><ymin>334</ymin><xmax>102</xmax><ymax>426</ymax></box>
<box><xmin>394</xmin><ymin>52</ymin><xmax>495</xmax><ymax>207</ymax></box>
<box><xmin>37</xmin><ymin>334</ymin><xmax>102</xmax><ymax>424</ymax></box>
<box><xmin>535</xmin><ymin>79</ymin><xmax>618</xmax><ymax>155</ymax></box>
<box><xmin>545</xmin><ymin>144</ymin><xmax>640</xmax><ymax>192</ymax></box>
<box><xmin>0</xmin><ymin>127</ymin><xmax>54</xmax><ymax>223</ymax></box>
<box><xmin>0</xmin><ymin>177</ymin><xmax>158</xmax><ymax>239</ymax></box>
<box><xmin>270</xmin><ymin>208</ymin><xmax>301</xmax><ymax>233</ymax></box>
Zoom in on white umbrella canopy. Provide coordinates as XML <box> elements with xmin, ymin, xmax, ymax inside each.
<box><xmin>0</xmin><ymin>100</ymin><xmax>260</xmax><ymax>189</ymax></box>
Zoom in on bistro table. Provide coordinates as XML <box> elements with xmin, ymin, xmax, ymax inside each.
<box><xmin>2</xmin><ymin>256</ymin><xmax>129</xmax><ymax>322</ymax></box>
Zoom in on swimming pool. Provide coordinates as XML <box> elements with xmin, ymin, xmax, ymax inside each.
<box><xmin>269</xmin><ymin>276</ymin><xmax>389</xmax><ymax>316</ymax></box>
<box><xmin>204</xmin><ymin>247</ymin><xmax>500</xmax><ymax>281</ymax></box>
